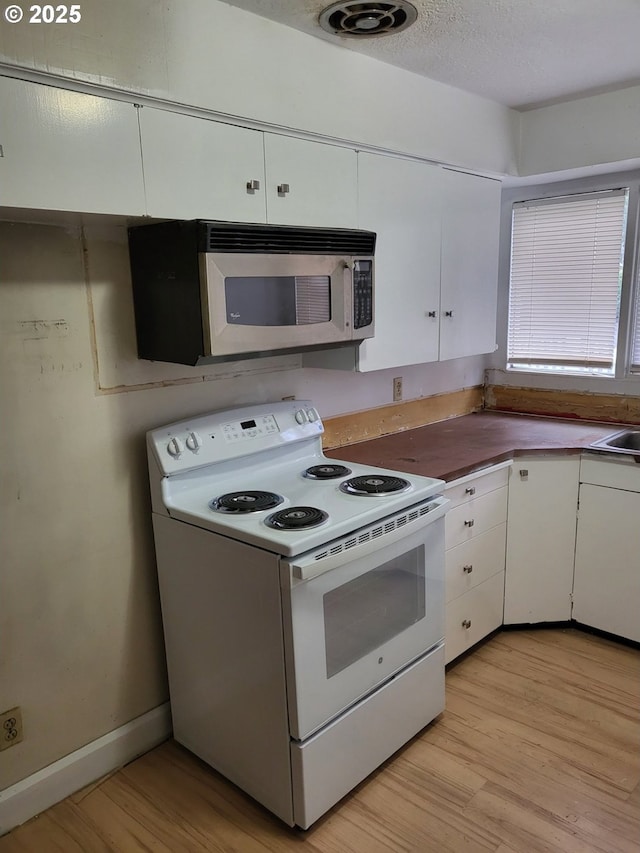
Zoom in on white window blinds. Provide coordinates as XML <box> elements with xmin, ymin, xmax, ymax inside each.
<box><xmin>631</xmin><ymin>270</ymin><xmax>640</xmax><ymax>374</ymax></box>
<box><xmin>507</xmin><ymin>190</ymin><xmax>628</xmax><ymax>374</ymax></box>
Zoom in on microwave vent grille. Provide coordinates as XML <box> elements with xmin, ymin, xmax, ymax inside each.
<box><xmin>201</xmin><ymin>222</ymin><xmax>375</xmax><ymax>255</ymax></box>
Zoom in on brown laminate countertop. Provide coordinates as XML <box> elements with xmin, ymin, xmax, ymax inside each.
<box><xmin>326</xmin><ymin>411</ymin><xmax>621</xmax><ymax>482</ymax></box>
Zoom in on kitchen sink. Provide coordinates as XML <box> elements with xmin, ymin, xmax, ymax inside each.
<box><xmin>590</xmin><ymin>429</ymin><xmax>640</xmax><ymax>456</ymax></box>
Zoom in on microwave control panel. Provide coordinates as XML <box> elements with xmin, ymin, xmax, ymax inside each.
<box><xmin>353</xmin><ymin>260</ymin><xmax>373</xmax><ymax>329</ymax></box>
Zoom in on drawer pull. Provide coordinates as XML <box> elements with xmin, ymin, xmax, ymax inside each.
<box><xmin>462</xmin><ymin>619</ymin><xmax>472</xmax><ymax>629</ymax></box>
<box><xmin>463</xmin><ymin>564</ymin><xmax>473</xmax><ymax>573</ymax></box>
<box><xmin>464</xmin><ymin>519</ymin><xmax>475</xmax><ymax>527</ymax></box>
<box><xmin>465</xmin><ymin>486</ymin><xmax>476</xmax><ymax>495</ymax></box>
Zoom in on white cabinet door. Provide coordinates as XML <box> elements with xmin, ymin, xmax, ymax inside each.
<box><xmin>439</xmin><ymin>169</ymin><xmax>501</xmax><ymax>361</ymax></box>
<box><xmin>0</xmin><ymin>76</ymin><xmax>145</xmax><ymax>215</ymax></box>
<box><xmin>356</xmin><ymin>153</ymin><xmax>442</xmax><ymax>372</ymax></box>
<box><xmin>445</xmin><ymin>572</ymin><xmax>504</xmax><ymax>664</ymax></box>
<box><xmin>573</xmin><ymin>484</ymin><xmax>640</xmax><ymax>642</ymax></box>
<box><xmin>444</xmin><ymin>464</ymin><xmax>509</xmax><ymax>664</ymax></box>
<box><xmin>139</xmin><ymin>107</ymin><xmax>267</xmax><ymax>222</ymax></box>
<box><xmin>263</xmin><ymin>134</ymin><xmax>357</xmax><ymax>228</ymax></box>
<box><xmin>504</xmin><ymin>457</ymin><xmax>580</xmax><ymax>624</ymax></box>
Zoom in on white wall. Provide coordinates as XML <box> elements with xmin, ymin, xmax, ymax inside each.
<box><xmin>518</xmin><ymin>86</ymin><xmax>640</xmax><ymax>176</ymax></box>
<box><xmin>0</xmin><ymin>0</ymin><xmax>518</xmax><ymax>176</ymax></box>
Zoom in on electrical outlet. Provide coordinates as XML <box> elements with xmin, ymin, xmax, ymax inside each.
<box><xmin>393</xmin><ymin>377</ymin><xmax>403</xmax><ymax>402</ymax></box>
<box><xmin>1</xmin><ymin>707</ymin><xmax>23</xmax><ymax>751</ymax></box>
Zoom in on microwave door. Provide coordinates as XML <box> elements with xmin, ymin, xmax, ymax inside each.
<box><xmin>201</xmin><ymin>253</ymin><xmax>352</xmax><ymax>358</ymax></box>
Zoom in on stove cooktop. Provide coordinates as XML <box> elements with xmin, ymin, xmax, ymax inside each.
<box><xmin>159</xmin><ymin>454</ymin><xmax>443</xmax><ymax>556</ymax></box>
<box><xmin>148</xmin><ymin>400</ymin><xmax>445</xmax><ymax>556</ymax></box>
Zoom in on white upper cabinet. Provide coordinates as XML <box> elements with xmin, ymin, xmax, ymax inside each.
<box><xmin>139</xmin><ymin>109</ymin><xmax>357</xmax><ymax>227</ymax></box>
<box><xmin>356</xmin><ymin>153</ymin><xmax>442</xmax><ymax>372</ymax></box>
<box><xmin>139</xmin><ymin>107</ymin><xmax>267</xmax><ymax>223</ymax></box>
<box><xmin>263</xmin><ymin>134</ymin><xmax>357</xmax><ymax>228</ymax></box>
<box><xmin>354</xmin><ymin>154</ymin><xmax>501</xmax><ymax>373</ymax></box>
<box><xmin>0</xmin><ymin>76</ymin><xmax>145</xmax><ymax>215</ymax></box>
<box><xmin>439</xmin><ymin>168</ymin><xmax>501</xmax><ymax>361</ymax></box>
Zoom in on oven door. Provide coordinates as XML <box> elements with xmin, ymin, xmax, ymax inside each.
<box><xmin>281</xmin><ymin>507</ymin><xmax>445</xmax><ymax>741</ymax></box>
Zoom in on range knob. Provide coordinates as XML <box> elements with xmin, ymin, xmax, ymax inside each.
<box><xmin>185</xmin><ymin>431</ymin><xmax>203</xmax><ymax>452</ymax></box>
<box><xmin>166</xmin><ymin>437</ymin><xmax>184</xmax><ymax>457</ymax></box>
<box><xmin>295</xmin><ymin>409</ymin><xmax>308</xmax><ymax>424</ymax></box>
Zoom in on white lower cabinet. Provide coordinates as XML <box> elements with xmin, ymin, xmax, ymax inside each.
<box><xmin>445</xmin><ymin>572</ymin><xmax>505</xmax><ymax>664</ymax></box>
<box><xmin>504</xmin><ymin>456</ymin><xmax>580</xmax><ymax>624</ymax></box>
<box><xmin>444</xmin><ymin>464</ymin><xmax>509</xmax><ymax>664</ymax></box>
<box><xmin>573</xmin><ymin>456</ymin><xmax>640</xmax><ymax>642</ymax></box>
<box><xmin>442</xmin><ymin>452</ymin><xmax>638</xmax><ymax>661</ymax></box>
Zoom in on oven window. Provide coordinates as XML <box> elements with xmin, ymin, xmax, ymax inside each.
<box><xmin>323</xmin><ymin>546</ymin><xmax>426</xmax><ymax>678</ymax></box>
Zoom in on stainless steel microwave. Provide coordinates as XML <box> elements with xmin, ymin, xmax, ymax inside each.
<box><xmin>128</xmin><ymin>220</ymin><xmax>376</xmax><ymax>365</ymax></box>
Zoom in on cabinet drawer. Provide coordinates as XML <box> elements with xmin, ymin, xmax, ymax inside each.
<box><xmin>445</xmin><ymin>572</ymin><xmax>504</xmax><ymax>664</ymax></box>
<box><xmin>445</xmin><ymin>523</ymin><xmax>506</xmax><ymax>603</ymax></box>
<box><xmin>445</xmin><ymin>487</ymin><xmax>508</xmax><ymax>550</ymax></box>
<box><xmin>445</xmin><ymin>464</ymin><xmax>510</xmax><ymax>509</ymax></box>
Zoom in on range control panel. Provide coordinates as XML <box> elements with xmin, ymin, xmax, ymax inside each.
<box><xmin>148</xmin><ymin>400</ymin><xmax>324</xmax><ymax>475</ymax></box>
<box><xmin>222</xmin><ymin>414</ymin><xmax>279</xmax><ymax>443</ymax></box>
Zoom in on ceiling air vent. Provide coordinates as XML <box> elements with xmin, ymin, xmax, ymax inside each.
<box><xmin>318</xmin><ymin>1</ymin><xmax>417</xmax><ymax>38</ymax></box>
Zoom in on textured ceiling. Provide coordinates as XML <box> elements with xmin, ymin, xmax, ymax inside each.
<box><xmin>221</xmin><ymin>0</ymin><xmax>640</xmax><ymax>109</ymax></box>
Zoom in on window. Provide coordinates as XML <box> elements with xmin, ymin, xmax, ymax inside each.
<box><xmin>632</xmin><ymin>271</ymin><xmax>640</xmax><ymax>374</ymax></box>
<box><xmin>507</xmin><ymin>190</ymin><xmax>630</xmax><ymax>376</ymax></box>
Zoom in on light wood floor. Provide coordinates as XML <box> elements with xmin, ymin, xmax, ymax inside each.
<box><xmin>2</xmin><ymin>629</ymin><xmax>639</xmax><ymax>852</ymax></box>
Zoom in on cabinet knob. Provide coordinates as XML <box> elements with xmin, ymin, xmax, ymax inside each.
<box><xmin>462</xmin><ymin>619</ymin><xmax>472</xmax><ymax>629</ymax></box>
<box><xmin>444</xmin><ymin>310</ymin><xmax>454</xmax><ymax>317</ymax></box>
<box><xmin>427</xmin><ymin>310</ymin><xmax>437</xmax><ymax>318</ymax></box>
<box><xmin>246</xmin><ymin>179</ymin><xmax>260</xmax><ymax>192</ymax></box>
<box><xmin>465</xmin><ymin>486</ymin><xmax>476</xmax><ymax>495</ymax></box>
<box><xmin>277</xmin><ymin>183</ymin><xmax>290</xmax><ymax>196</ymax></box>
<box><xmin>464</xmin><ymin>519</ymin><xmax>475</xmax><ymax>527</ymax></box>
<box><xmin>463</xmin><ymin>564</ymin><xmax>473</xmax><ymax>573</ymax></box>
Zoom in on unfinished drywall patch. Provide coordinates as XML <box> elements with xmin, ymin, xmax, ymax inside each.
<box><xmin>81</xmin><ymin>224</ymin><xmax>300</xmax><ymax>393</ymax></box>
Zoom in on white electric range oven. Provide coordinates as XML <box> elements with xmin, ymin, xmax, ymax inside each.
<box><xmin>147</xmin><ymin>400</ymin><xmax>448</xmax><ymax>828</ymax></box>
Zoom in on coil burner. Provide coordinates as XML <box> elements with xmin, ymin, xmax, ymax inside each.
<box><xmin>266</xmin><ymin>506</ymin><xmax>329</xmax><ymax>530</ymax></box>
<box><xmin>339</xmin><ymin>475</ymin><xmax>411</xmax><ymax>496</ymax></box>
<box><xmin>210</xmin><ymin>491</ymin><xmax>283</xmax><ymax>513</ymax></box>
<box><xmin>304</xmin><ymin>464</ymin><xmax>352</xmax><ymax>480</ymax></box>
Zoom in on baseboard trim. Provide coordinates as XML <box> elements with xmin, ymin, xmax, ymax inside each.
<box><xmin>0</xmin><ymin>702</ymin><xmax>171</xmax><ymax>836</ymax></box>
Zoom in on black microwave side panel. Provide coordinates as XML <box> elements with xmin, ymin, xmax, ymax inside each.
<box><xmin>128</xmin><ymin>220</ymin><xmax>204</xmax><ymax>366</ymax></box>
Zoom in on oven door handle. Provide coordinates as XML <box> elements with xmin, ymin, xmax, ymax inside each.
<box><xmin>286</xmin><ymin>495</ymin><xmax>449</xmax><ymax>581</ymax></box>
